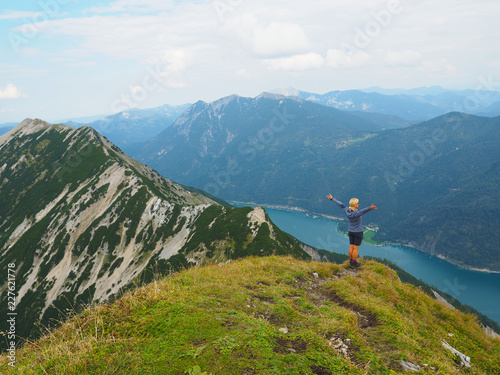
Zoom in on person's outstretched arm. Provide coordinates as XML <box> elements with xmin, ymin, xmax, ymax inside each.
<box><xmin>326</xmin><ymin>194</ymin><xmax>346</xmax><ymax>208</ymax></box>
<box><xmin>346</xmin><ymin>204</ymin><xmax>377</xmax><ymax>218</ymax></box>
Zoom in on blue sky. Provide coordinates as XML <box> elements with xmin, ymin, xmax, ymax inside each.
<box><xmin>1</xmin><ymin>0</ymin><xmax>499</xmax><ymax>123</ymax></box>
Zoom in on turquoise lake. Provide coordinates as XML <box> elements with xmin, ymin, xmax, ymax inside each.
<box><xmin>244</xmin><ymin>205</ymin><xmax>500</xmax><ymax>326</ymax></box>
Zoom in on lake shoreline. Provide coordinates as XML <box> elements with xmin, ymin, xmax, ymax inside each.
<box><xmin>230</xmin><ymin>201</ymin><xmax>500</xmax><ymax>275</ymax></box>
<box><xmin>434</xmin><ymin>254</ymin><xmax>500</xmax><ymax>274</ymax></box>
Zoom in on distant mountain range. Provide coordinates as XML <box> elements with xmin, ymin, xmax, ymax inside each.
<box><xmin>0</xmin><ymin>119</ymin><xmax>328</xmax><ymax>350</ymax></box>
<box><xmin>56</xmin><ymin>114</ymin><xmax>109</xmax><ymax>123</ymax></box>
<box><xmin>0</xmin><ymin>123</ymin><xmax>17</xmax><ymax>136</ymax></box>
<box><xmin>130</xmin><ymin>93</ymin><xmax>500</xmax><ymax>272</ymax></box>
<box><xmin>272</xmin><ymin>86</ymin><xmax>500</xmax><ymax>120</ymax></box>
<box><xmin>3</xmin><ymin>85</ymin><xmax>499</xmax><ymax>147</ymax></box>
<box><xmin>61</xmin><ymin>103</ymin><xmax>191</xmax><ymax>151</ymax></box>
<box><xmin>296</xmin><ymin>89</ymin><xmax>444</xmax><ymax>121</ymax></box>
<box><xmin>360</xmin><ymin>85</ymin><xmax>452</xmax><ymax>96</ymax></box>
<box><xmin>4</xmin><ymin>84</ymin><xmax>496</xmax><ymax>149</ymax></box>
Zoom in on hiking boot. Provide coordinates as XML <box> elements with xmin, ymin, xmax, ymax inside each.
<box><xmin>350</xmin><ymin>261</ymin><xmax>362</xmax><ymax>269</ymax></box>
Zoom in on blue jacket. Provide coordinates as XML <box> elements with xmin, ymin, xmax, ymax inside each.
<box><xmin>331</xmin><ymin>198</ymin><xmax>372</xmax><ymax>232</ymax></box>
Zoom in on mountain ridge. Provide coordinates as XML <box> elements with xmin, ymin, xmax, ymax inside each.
<box><xmin>131</xmin><ymin>93</ymin><xmax>404</xmax><ymax>194</ymax></box>
<box><xmin>0</xmin><ymin>118</ymin><xmax>322</xmax><ymax>350</ymax></box>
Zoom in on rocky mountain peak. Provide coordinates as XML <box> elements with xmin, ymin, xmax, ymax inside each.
<box><xmin>0</xmin><ymin>118</ymin><xmax>61</xmax><ymax>147</ymax></box>
<box><xmin>0</xmin><ymin>119</ymin><xmax>314</xmax><ymax>350</ymax></box>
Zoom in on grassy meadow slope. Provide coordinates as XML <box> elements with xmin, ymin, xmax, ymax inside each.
<box><xmin>2</xmin><ymin>256</ymin><xmax>499</xmax><ymax>374</ymax></box>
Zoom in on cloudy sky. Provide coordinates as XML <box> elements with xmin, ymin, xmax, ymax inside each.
<box><xmin>1</xmin><ymin>0</ymin><xmax>499</xmax><ymax>123</ymax></box>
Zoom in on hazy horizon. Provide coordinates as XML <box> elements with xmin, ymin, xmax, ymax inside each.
<box><xmin>2</xmin><ymin>0</ymin><xmax>499</xmax><ymax>122</ymax></box>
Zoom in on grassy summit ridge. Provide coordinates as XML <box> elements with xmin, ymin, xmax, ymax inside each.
<box><xmin>2</xmin><ymin>256</ymin><xmax>499</xmax><ymax>374</ymax></box>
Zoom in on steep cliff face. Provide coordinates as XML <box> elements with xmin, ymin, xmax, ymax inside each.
<box><xmin>0</xmin><ymin>119</ymin><xmax>311</xmax><ymax>348</ymax></box>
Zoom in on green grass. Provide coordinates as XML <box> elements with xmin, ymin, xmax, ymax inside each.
<box><xmin>362</xmin><ymin>229</ymin><xmax>377</xmax><ymax>244</ymax></box>
<box><xmin>2</xmin><ymin>256</ymin><xmax>499</xmax><ymax>374</ymax></box>
<box><xmin>336</xmin><ymin>225</ymin><xmax>389</xmax><ymax>246</ymax></box>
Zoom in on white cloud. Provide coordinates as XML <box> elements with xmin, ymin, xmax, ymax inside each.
<box><xmin>86</xmin><ymin>0</ymin><xmax>176</xmax><ymax>14</ymax></box>
<box><xmin>18</xmin><ymin>47</ymin><xmax>47</xmax><ymax>58</ymax></box>
<box><xmin>159</xmin><ymin>50</ymin><xmax>192</xmax><ymax>74</ymax></box>
<box><xmin>326</xmin><ymin>49</ymin><xmax>370</xmax><ymax>68</ymax></box>
<box><xmin>2</xmin><ymin>0</ymin><xmax>499</xmax><ymax>118</ymax></box>
<box><xmin>253</xmin><ymin>22</ymin><xmax>310</xmax><ymax>56</ymax></box>
<box><xmin>143</xmin><ymin>49</ymin><xmax>195</xmax><ymax>88</ymax></box>
<box><xmin>27</xmin><ymin>15</ymin><xmax>168</xmax><ymax>58</ymax></box>
<box><xmin>0</xmin><ymin>84</ymin><xmax>27</xmax><ymax>99</ymax></box>
<box><xmin>48</xmin><ymin>56</ymin><xmax>98</xmax><ymax>67</ymax></box>
<box><xmin>384</xmin><ymin>50</ymin><xmax>422</xmax><ymax>66</ymax></box>
<box><xmin>0</xmin><ymin>10</ymin><xmax>42</xmax><ymax>20</ymax></box>
<box><xmin>129</xmin><ymin>85</ymin><xmax>144</xmax><ymax>95</ymax></box>
<box><xmin>0</xmin><ymin>63</ymin><xmax>46</xmax><ymax>78</ymax></box>
<box><xmin>236</xmin><ymin>68</ymin><xmax>250</xmax><ymax>78</ymax></box>
<box><xmin>265</xmin><ymin>53</ymin><xmax>325</xmax><ymax>71</ymax></box>
<box><xmin>419</xmin><ymin>59</ymin><xmax>459</xmax><ymax>75</ymax></box>
<box><xmin>19</xmin><ymin>5</ymin><xmax>218</xmax><ymax>61</ymax></box>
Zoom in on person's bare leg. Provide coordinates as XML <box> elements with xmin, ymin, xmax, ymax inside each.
<box><xmin>348</xmin><ymin>245</ymin><xmax>354</xmax><ymax>259</ymax></box>
<box><xmin>351</xmin><ymin>245</ymin><xmax>360</xmax><ymax>261</ymax></box>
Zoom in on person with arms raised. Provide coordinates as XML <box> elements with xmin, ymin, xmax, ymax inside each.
<box><xmin>326</xmin><ymin>194</ymin><xmax>377</xmax><ymax>269</ymax></box>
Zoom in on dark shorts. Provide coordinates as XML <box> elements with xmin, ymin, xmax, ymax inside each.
<box><xmin>348</xmin><ymin>231</ymin><xmax>364</xmax><ymax>246</ymax></box>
